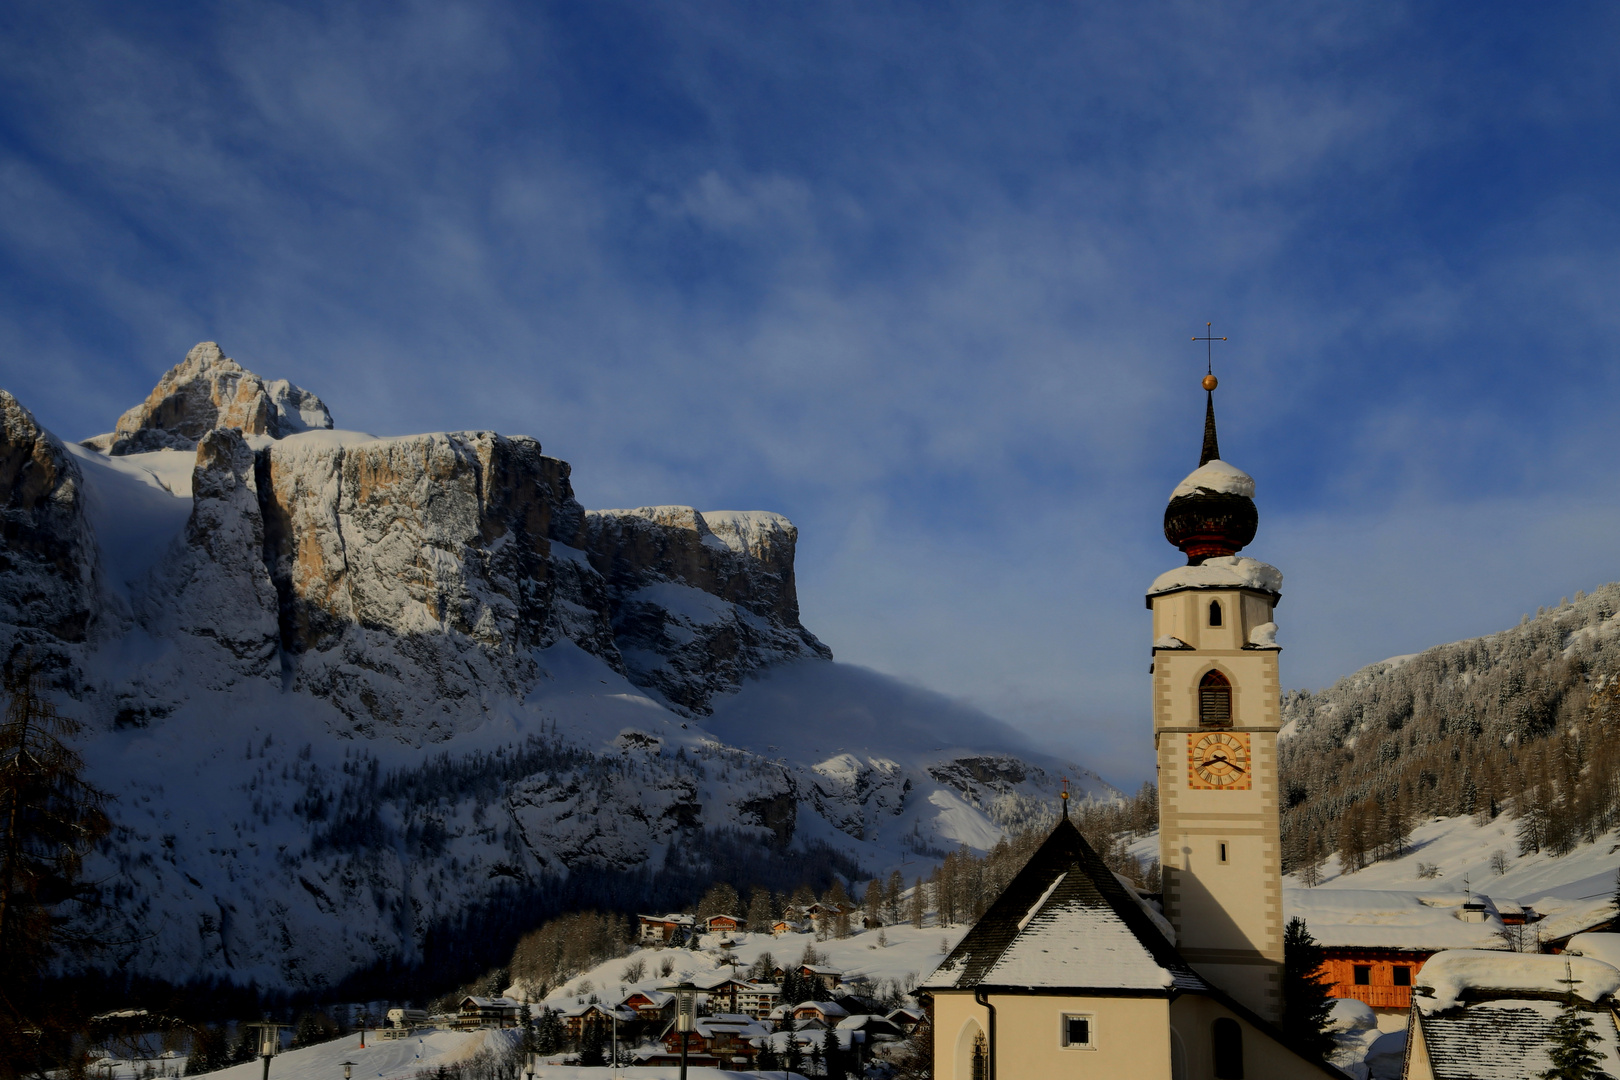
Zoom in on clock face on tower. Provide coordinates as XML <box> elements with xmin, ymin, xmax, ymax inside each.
<box><xmin>1188</xmin><ymin>731</ymin><xmax>1252</xmax><ymax>790</ymax></box>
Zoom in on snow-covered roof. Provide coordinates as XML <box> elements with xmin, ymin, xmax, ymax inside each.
<box><xmin>1415</xmin><ymin>998</ymin><xmax>1620</xmax><ymax>1080</ymax></box>
<box><xmin>1170</xmin><ymin>459</ymin><xmax>1255</xmax><ymax>501</ymax></box>
<box><xmin>921</xmin><ymin>817</ymin><xmax>1205</xmax><ymax>994</ymax></box>
<box><xmin>792</xmin><ymin>1001</ymin><xmax>848</xmax><ymax>1018</ymax></box>
<box><xmin>693</xmin><ymin>1015</ymin><xmax>769</xmax><ymax>1038</ymax></box>
<box><xmin>1148</xmin><ymin>555</ymin><xmax>1282</xmax><ymax>599</ymax></box>
<box><xmin>460</xmin><ymin>996</ymin><xmax>523</xmax><ymax>1008</ymax></box>
<box><xmin>1565</xmin><ymin>932</ymin><xmax>1620</xmax><ymax>969</ymax></box>
<box><xmin>1415</xmin><ymin>949</ymin><xmax>1620</xmax><ymax>1014</ymax></box>
<box><xmin>622</xmin><ymin>990</ymin><xmax>674</xmax><ymax>1007</ymax></box>
<box><xmin>1287</xmin><ymin>889</ymin><xmax>1510</xmax><ymax>950</ymax></box>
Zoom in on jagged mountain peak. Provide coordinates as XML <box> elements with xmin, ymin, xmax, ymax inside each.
<box><xmin>82</xmin><ymin>341</ymin><xmax>333</xmax><ymax>455</ymax></box>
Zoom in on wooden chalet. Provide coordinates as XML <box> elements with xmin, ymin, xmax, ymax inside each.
<box><xmin>790</xmin><ymin>1001</ymin><xmax>849</xmax><ymax>1027</ymax></box>
<box><xmin>704</xmin><ymin>913</ymin><xmax>742</xmax><ymax>933</ymax></box>
<box><xmin>455</xmin><ymin>997</ymin><xmax>523</xmax><ymax>1030</ymax></box>
<box><xmin>636</xmin><ymin>912</ymin><xmax>695</xmax><ymax>944</ymax></box>
<box><xmin>1288</xmin><ymin>889</ymin><xmax>1512</xmax><ymax>1016</ymax></box>
<box><xmin>619</xmin><ymin>990</ymin><xmax>675</xmax><ymax>1022</ymax></box>
<box><xmin>561</xmin><ymin>1002</ymin><xmax>636</xmax><ymax>1041</ymax></box>
<box><xmin>648</xmin><ymin>1014</ymin><xmax>770</xmax><ymax>1069</ymax></box>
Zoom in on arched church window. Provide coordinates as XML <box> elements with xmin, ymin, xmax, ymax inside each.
<box><xmin>1209</xmin><ymin>599</ymin><xmax>1223</xmax><ymax>626</ymax></box>
<box><xmin>1212</xmin><ymin>1018</ymin><xmax>1243</xmax><ymax>1079</ymax></box>
<box><xmin>1199</xmin><ymin>670</ymin><xmax>1232</xmax><ymax>727</ymax></box>
<box><xmin>971</xmin><ymin>1034</ymin><xmax>987</xmax><ymax>1080</ymax></box>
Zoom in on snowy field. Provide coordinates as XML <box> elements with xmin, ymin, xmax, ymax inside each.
<box><xmin>96</xmin><ymin>1029</ymin><xmax>804</xmax><ymax>1080</ymax></box>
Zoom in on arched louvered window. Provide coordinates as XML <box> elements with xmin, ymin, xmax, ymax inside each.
<box><xmin>1209</xmin><ymin>599</ymin><xmax>1223</xmax><ymax>626</ymax></box>
<box><xmin>1212</xmin><ymin>1018</ymin><xmax>1244</xmax><ymax>1079</ymax></box>
<box><xmin>1199</xmin><ymin>670</ymin><xmax>1232</xmax><ymax>727</ymax></box>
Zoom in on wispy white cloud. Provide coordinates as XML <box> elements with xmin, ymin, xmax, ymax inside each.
<box><xmin>1</xmin><ymin>1</ymin><xmax>1617</xmax><ymax>784</ymax></box>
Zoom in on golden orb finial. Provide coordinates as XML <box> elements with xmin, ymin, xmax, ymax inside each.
<box><xmin>1202</xmin><ymin>373</ymin><xmax>1218</xmax><ymax>391</ymax></box>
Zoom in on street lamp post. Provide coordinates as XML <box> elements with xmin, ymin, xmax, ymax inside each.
<box><xmin>661</xmin><ymin>981</ymin><xmax>698</xmax><ymax>1080</ymax></box>
<box><xmin>340</xmin><ymin>1061</ymin><xmax>355</xmax><ymax>1080</ymax></box>
<box><xmin>247</xmin><ymin>1022</ymin><xmax>289</xmax><ymax>1080</ymax></box>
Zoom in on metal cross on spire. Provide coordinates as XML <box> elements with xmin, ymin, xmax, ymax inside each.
<box><xmin>1192</xmin><ymin>323</ymin><xmax>1228</xmax><ymax>465</ymax></box>
<box><xmin>1192</xmin><ymin>322</ymin><xmax>1227</xmax><ymax>376</ymax></box>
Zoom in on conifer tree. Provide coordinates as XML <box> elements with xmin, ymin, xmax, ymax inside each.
<box><xmin>746</xmin><ymin>887</ymin><xmax>775</xmax><ymax>932</ymax></box>
<box><xmin>884</xmin><ymin>871</ymin><xmax>904</xmax><ymax>925</ymax></box>
<box><xmin>0</xmin><ymin>661</ymin><xmax>111</xmax><ymax>1067</ymax></box>
<box><xmin>577</xmin><ymin>1016</ymin><xmax>606</xmax><ymax>1067</ymax></box>
<box><xmin>783</xmin><ymin>1030</ymin><xmax>804</xmax><ymax>1078</ymax></box>
<box><xmin>1540</xmin><ymin>967</ymin><xmax>1615</xmax><ymax>1080</ymax></box>
<box><xmin>908</xmin><ymin>878</ymin><xmax>925</xmax><ymax>928</ymax></box>
<box><xmin>1281</xmin><ymin>917</ymin><xmax>1336</xmax><ymax>1060</ymax></box>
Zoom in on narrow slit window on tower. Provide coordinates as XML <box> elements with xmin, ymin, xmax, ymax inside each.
<box><xmin>1218</xmin><ymin>842</ymin><xmax>1229</xmax><ymax>863</ymax></box>
<box><xmin>1199</xmin><ymin>670</ymin><xmax>1232</xmax><ymax>727</ymax></box>
<box><xmin>1209</xmin><ymin>599</ymin><xmax>1223</xmax><ymax>626</ymax></box>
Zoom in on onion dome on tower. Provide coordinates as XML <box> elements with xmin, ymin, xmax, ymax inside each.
<box><xmin>1163</xmin><ymin>374</ymin><xmax>1258</xmax><ymax>565</ymax></box>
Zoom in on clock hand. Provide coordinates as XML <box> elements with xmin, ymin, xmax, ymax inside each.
<box><xmin>1206</xmin><ymin>753</ymin><xmax>1246</xmax><ymax>773</ymax></box>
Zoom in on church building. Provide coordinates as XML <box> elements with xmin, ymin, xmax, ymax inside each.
<box><xmin>923</xmin><ymin>368</ymin><xmax>1338</xmax><ymax>1079</ymax></box>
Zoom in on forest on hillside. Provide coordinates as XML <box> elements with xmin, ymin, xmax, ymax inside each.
<box><xmin>1278</xmin><ymin>583</ymin><xmax>1620</xmax><ymax>881</ymax></box>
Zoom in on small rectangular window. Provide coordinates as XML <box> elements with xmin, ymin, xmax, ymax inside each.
<box><xmin>1062</xmin><ymin>1014</ymin><xmax>1093</xmax><ymax>1048</ymax></box>
<box><xmin>1392</xmin><ymin>966</ymin><xmax>1411</xmax><ymax>987</ymax></box>
<box><xmin>1353</xmin><ymin>965</ymin><xmax>1371</xmax><ymax>986</ymax></box>
<box><xmin>1219</xmin><ymin>843</ymin><xmax>1229</xmax><ymax>863</ymax></box>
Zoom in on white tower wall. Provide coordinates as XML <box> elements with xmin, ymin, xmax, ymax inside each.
<box><xmin>1151</xmin><ymin>583</ymin><xmax>1285</xmax><ymax>1022</ymax></box>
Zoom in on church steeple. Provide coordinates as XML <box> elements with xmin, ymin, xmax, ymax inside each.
<box><xmin>1200</xmin><ymin>375</ymin><xmax>1221</xmax><ymax>466</ymax></box>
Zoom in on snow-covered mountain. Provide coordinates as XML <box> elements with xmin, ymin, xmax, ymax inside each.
<box><xmin>0</xmin><ymin>343</ymin><xmax>1107</xmax><ymax>993</ymax></box>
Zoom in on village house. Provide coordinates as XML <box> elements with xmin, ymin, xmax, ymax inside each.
<box><xmin>636</xmin><ymin>913</ymin><xmax>695</xmax><ymax>944</ymax></box>
<box><xmin>644</xmin><ymin>1014</ymin><xmax>771</xmax><ymax>1070</ymax></box>
<box><xmin>454</xmin><ymin>997</ymin><xmax>523</xmax><ymax>1030</ymax></box>
<box><xmin>885</xmin><ymin>1006</ymin><xmax>923</xmax><ymax>1034</ymax></box>
<box><xmin>735</xmin><ymin>982</ymin><xmax>781</xmax><ymax>1020</ymax></box>
<box><xmin>704</xmin><ymin>913</ymin><xmax>742</xmax><ymax>934</ymax></box>
<box><xmin>619</xmin><ymin>990</ymin><xmax>675</xmax><ymax>1023</ymax></box>
<box><xmin>560</xmin><ymin>1002</ymin><xmax>636</xmax><ymax>1042</ymax></box>
<box><xmin>769</xmin><ymin>919</ymin><xmax>802</xmax><ymax>936</ymax></box>
<box><xmin>1286</xmin><ymin>889</ymin><xmax>1511</xmax><ymax>1024</ymax></box>
<box><xmin>770</xmin><ymin>963</ymin><xmax>843</xmax><ymax>994</ymax></box>
<box><xmin>1405</xmin><ymin>945</ymin><xmax>1620</xmax><ymax>1078</ymax></box>
<box><xmin>791</xmin><ymin>1001</ymin><xmax>850</xmax><ymax>1028</ymax></box>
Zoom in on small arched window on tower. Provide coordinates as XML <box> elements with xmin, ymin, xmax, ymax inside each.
<box><xmin>1199</xmin><ymin>670</ymin><xmax>1232</xmax><ymax>727</ymax></box>
<box><xmin>1212</xmin><ymin>1018</ymin><xmax>1243</xmax><ymax>1078</ymax></box>
<box><xmin>1208</xmin><ymin>599</ymin><xmax>1223</xmax><ymax>626</ymax></box>
<box><xmin>971</xmin><ymin>1034</ymin><xmax>987</xmax><ymax>1080</ymax></box>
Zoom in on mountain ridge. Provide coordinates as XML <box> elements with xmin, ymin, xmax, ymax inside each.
<box><xmin>0</xmin><ymin>343</ymin><xmax>1105</xmax><ymax>993</ymax></box>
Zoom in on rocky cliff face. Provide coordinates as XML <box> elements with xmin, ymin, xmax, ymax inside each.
<box><xmin>582</xmin><ymin>506</ymin><xmax>830</xmax><ymax>713</ymax></box>
<box><xmin>0</xmin><ymin>343</ymin><xmax>1094</xmax><ymax>992</ymax></box>
<box><xmin>0</xmin><ymin>390</ymin><xmax>97</xmax><ymax>644</ymax></box>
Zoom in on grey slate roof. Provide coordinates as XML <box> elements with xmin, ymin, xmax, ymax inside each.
<box><xmin>920</xmin><ymin>816</ymin><xmax>1208</xmax><ymax>993</ymax></box>
<box><xmin>1417</xmin><ymin>999</ymin><xmax>1620</xmax><ymax>1080</ymax></box>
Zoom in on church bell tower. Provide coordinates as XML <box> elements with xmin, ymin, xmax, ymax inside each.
<box><xmin>1149</xmin><ymin>365</ymin><xmax>1286</xmax><ymax>1022</ymax></box>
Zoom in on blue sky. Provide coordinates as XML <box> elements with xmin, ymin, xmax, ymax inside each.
<box><xmin>3</xmin><ymin>1</ymin><xmax>1620</xmax><ymax>785</ymax></box>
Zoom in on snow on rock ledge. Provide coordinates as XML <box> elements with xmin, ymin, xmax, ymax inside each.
<box><xmin>1149</xmin><ymin>555</ymin><xmax>1282</xmax><ymax>597</ymax></box>
<box><xmin>1170</xmin><ymin>459</ymin><xmax>1254</xmax><ymax>501</ymax></box>
<box><xmin>1415</xmin><ymin>949</ymin><xmax>1620</xmax><ymax>1013</ymax></box>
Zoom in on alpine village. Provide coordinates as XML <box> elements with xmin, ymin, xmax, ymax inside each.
<box><xmin>3</xmin><ymin>339</ymin><xmax>1618</xmax><ymax>1080</ymax></box>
